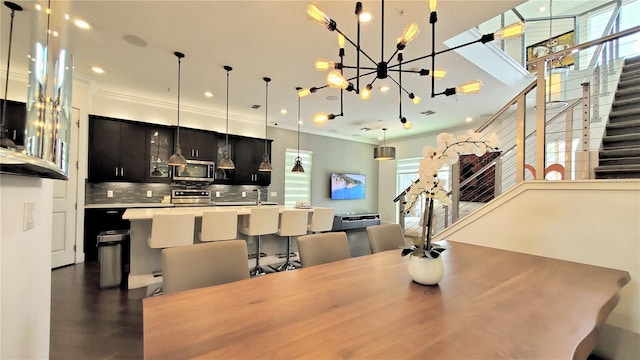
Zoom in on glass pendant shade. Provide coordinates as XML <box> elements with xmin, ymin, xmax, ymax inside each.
<box><xmin>168</xmin><ymin>51</ymin><xmax>187</xmax><ymax>167</ymax></box>
<box><xmin>258</xmin><ymin>77</ymin><xmax>272</xmax><ymax>172</ymax></box>
<box><xmin>219</xmin><ymin>65</ymin><xmax>236</xmax><ymax>170</ymax></box>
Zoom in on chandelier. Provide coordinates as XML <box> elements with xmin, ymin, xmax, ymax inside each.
<box><xmin>300</xmin><ymin>0</ymin><xmax>524</xmax><ymax>126</ymax></box>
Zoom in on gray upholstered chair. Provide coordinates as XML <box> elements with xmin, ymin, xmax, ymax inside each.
<box><xmin>296</xmin><ymin>231</ymin><xmax>351</xmax><ymax>267</ymax></box>
<box><xmin>199</xmin><ymin>210</ymin><xmax>238</xmax><ymax>242</ymax></box>
<box><xmin>366</xmin><ymin>223</ymin><xmax>407</xmax><ymax>254</ymax></box>
<box><xmin>307</xmin><ymin>207</ymin><xmax>335</xmax><ymax>233</ymax></box>
<box><xmin>238</xmin><ymin>206</ymin><xmax>279</xmax><ymax>277</ymax></box>
<box><xmin>161</xmin><ymin>240</ymin><xmax>249</xmax><ymax>294</ymax></box>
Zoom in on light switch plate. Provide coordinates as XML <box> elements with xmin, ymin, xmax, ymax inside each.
<box><xmin>23</xmin><ymin>202</ymin><xmax>35</xmax><ymax>231</ymax></box>
<box><xmin>146</xmin><ymin>190</ymin><xmax>153</xmax><ymax>198</ymax></box>
<box><xmin>107</xmin><ymin>190</ymin><xmax>114</xmax><ymax>198</ymax></box>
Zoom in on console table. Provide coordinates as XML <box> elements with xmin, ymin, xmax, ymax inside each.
<box><xmin>143</xmin><ymin>241</ymin><xmax>630</xmax><ymax>359</ymax></box>
<box><xmin>331</xmin><ymin>213</ymin><xmax>380</xmax><ymax>231</ymax></box>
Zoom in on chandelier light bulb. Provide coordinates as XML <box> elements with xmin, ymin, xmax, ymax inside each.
<box><xmin>360</xmin><ymin>84</ymin><xmax>373</xmax><ymax>100</ymax></box>
<box><xmin>429</xmin><ymin>0</ymin><xmax>438</xmax><ymax>12</ymax></box>
<box><xmin>403</xmin><ymin>121</ymin><xmax>413</xmax><ymax>129</ymax></box>
<box><xmin>337</xmin><ymin>34</ymin><xmax>345</xmax><ymax>48</ymax></box>
<box><xmin>359</xmin><ymin>11</ymin><xmax>372</xmax><ymax>22</ymax></box>
<box><xmin>315</xmin><ymin>58</ymin><xmax>335</xmax><ymax>71</ymax></box>
<box><xmin>494</xmin><ymin>22</ymin><xmax>525</xmax><ymax>40</ymax></box>
<box><xmin>313</xmin><ymin>113</ymin><xmax>328</xmax><ymax>124</ymax></box>
<box><xmin>399</xmin><ymin>23</ymin><xmax>419</xmax><ymax>45</ymax></box>
<box><xmin>412</xmin><ymin>95</ymin><xmax>421</xmax><ymax>105</ymax></box>
<box><xmin>298</xmin><ymin>88</ymin><xmax>311</xmax><ymax>98</ymax></box>
<box><xmin>432</xmin><ymin>68</ymin><xmax>447</xmax><ymax>79</ymax></box>
<box><xmin>327</xmin><ymin>70</ymin><xmax>348</xmax><ymax>89</ymax></box>
<box><xmin>307</xmin><ymin>3</ymin><xmax>330</xmax><ymax>27</ymax></box>
<box><xmin>456</xmin><ymin>80</ymin><xmax>483</xmax><ymax>95</ymax></box>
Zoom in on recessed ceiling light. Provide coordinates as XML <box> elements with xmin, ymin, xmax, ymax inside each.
<box><xmin>91</xmin><ymin>66</ymin><xmax>105</xmax><ymax>74</ymax></box>
<box><xmin>379</xmin><ymin>85</ymin><xmax>390</xmax><ymax>93</ymax></box>
<box><xmin>280</xmin><ymin>108</ymin><xmax>287</xmax><ymax>114</ymax></box>
<box><xmin>538</xmin><ymin>6</ymin><xmax>547</xmax><ymax>12</ymax></box>
<box><xmin>465</xmin><ymin>117</ymin><xmax>473</xmax><ymax>122</ymax></box>
<box><xmin>204</xmin><ymin>91</ymin><xmax>214</xmax><ymax>98</ymax></box>
<box><xmin>74</xmin><ymin>19</ymin><xmax>92</xmax><ymax>30</ymax></box>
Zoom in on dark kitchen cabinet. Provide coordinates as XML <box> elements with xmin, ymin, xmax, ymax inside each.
<box><xmin>84</xmin><ymin>208</ymin><xmax>130</xmax><ymax>262</ymax></box>
<box><xmin>0</xmin><ymin>99</ymin><xmax>26</xmax><ymax>148</ymax></box>
<box><xmin>177</xmin><ymin>127</ymin><xmax>217</xmax><ymax>161</ymax></box>
<box><xmin>146</xmin><ymin>125</ymin><xmax>174</xmax><ymax>182</ymax></box>
<box><xmin>88</xmin><ymin>115</ymin><xmax>146</xmax><ymax>182</ymax></box>
<box><xmin>232</xmin><ymin>135</ymin><xmax>272</xmax><ymax>185</ymax></box>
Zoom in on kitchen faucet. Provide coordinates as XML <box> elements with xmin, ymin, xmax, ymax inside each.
<box><xmin>253</xmin><ymin>189</ymin><xmax>261</xmax><ymax>206</ymax></box>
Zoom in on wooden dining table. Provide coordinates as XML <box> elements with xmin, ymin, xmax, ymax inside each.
<box><xmin>143</xmin><ymin>241</ymin><xmax>630</xmax><ymax>359</ymax></box>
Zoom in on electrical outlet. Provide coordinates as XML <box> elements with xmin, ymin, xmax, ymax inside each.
<box><xmin>270</xmin><ymin>191</ymin><xmax>277</xmax><ymax>197</ymax></box>
<box><xmin>146</xmin><ymin>190</ymin><xmax>153</xmax><ymax>198</ymax></box>
<box><xmin>107</xmin><ymin>190</ymin><xmax>114</xmax><ymax>198</ymax></box>
<box><xmin>23</xmin><ymin>202</ymin><xmax>35</xmax><ymax>231</ymax></box>
<box><xmin>215</xmin><ymin>191</ymin><xmax>221</xmax><ymax>198</ymax></box>
<box><xmin>241</xmin><ymin>192</ymin><xmax>246</xmax><ymax>197</ymax></box>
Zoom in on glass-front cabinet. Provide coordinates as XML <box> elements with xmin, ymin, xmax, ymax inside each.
<box><xmin>146</xmin><ymin>126</ymin><xmax>173</xmax><ymax>182</ymax></box>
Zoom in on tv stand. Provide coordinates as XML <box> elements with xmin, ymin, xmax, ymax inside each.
<box><xmin>332</xmin><ymin>213</ymin><xmax>380</xmax><ymax>231</ymax></box>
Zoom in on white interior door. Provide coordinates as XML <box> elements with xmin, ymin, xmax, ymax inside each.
<box><xmin>51</xmin><ymin>107</ymin><xmax>80</xmax><ymax>268</ymax></box>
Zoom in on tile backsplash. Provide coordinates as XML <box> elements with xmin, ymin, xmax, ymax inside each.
<box><xmin>86</xmin><ymin>182</ymin><xmax>269</xmax><ymax>204</ymax></box>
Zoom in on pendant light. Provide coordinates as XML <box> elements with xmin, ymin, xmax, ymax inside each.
<box><xmin>167</xmin><ymin>51</ymin><xmax>188</xmax><ymax>167</ymax></box>
<box><xmin>218</xmin><ymin>65</ymin><xmax>236</xmax><ymax>169</ymax></box>
<box><xmin>374</xmin><ymin>128</ymin><xmax>396</xmax><ymax>160</ymax></box>
<box><xmin>292</xmin><ymin>87</ymin><xmax>305</xmax><ymax>173</ymax></box>
<box><xmin>151</xmin><ymin>132</ymin><xmax>162</xmax><ymax>176</ymax></box>
<box><xmin>1</xmin><ymin>1</ymin><xmax>23</xmax><ymax>149</ymax></box>
<box><xmin>258</xmin><ymin>77</ymin><xmax>273</xmax><ymax>172</ymax></box>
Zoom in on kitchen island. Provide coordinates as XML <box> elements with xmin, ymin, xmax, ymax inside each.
<box><xmin>122</xmin><ymin>205</ymin><xmax>312</xmax><ymax>289</ymax></box>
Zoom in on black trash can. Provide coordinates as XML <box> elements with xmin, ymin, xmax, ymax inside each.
<box><xmin>97</xmin><ymin>230</ymin><xmax>129</xmax><ymax>289</ymax></box>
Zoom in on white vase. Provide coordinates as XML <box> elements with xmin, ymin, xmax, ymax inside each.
<box><xmin>408</xmin><ymin>254</ymin><xmax>444</xmax><ymax>285</ymax></box>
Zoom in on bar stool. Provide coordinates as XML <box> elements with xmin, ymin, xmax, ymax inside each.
<box><xmin>272</xmin><ymin>209</ymin><xmax>308</xmax><ymax>272</ymax></box>
<box><xmin>147</xmin><ymin>213</ymin><xmax>195</xmax><ymax>295</ymax></box>
<box><xmin>199</xmin><ymin>210</ymin><xmax>238</xmax><ymax>242</ymax></box>
<box><xmin>238</xmin><ymin>207</ymin><xmax>279</xmax><ymax>277</ymax></box>
<box><xmin>307</xmin><ymin>207</ymin><xmax>335</xmax><ymax>233</ymax></box>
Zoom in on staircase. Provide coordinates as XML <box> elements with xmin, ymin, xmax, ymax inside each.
<box><xmin>595</xmin><ymin>56</ymin><xmax>640</xmax><ymax>179</ymax></box>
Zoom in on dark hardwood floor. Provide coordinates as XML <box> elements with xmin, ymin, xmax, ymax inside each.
<box><xmin>50</xmin><ymin>261</ymin><xmax>146</xmax><ymax>359</ymax></box>
<box><xmin>49</xmin><ymin>229</ymin><xmax>371</xmax><ymax>359</ymax></box>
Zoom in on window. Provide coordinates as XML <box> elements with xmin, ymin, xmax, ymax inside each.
<box><xmin>284</xmin><ymin>148</ymin><xmax>312</xmax><ymax>207</ymax></box>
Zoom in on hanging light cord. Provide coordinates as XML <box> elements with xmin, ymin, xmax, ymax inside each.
<box><xmin>176</xmin><ymin>55</ymin><xmax>182</xmax><ymax>147</ymax></box>
<box><xmin>297</xmin><ymin>95</ymin><xmax>301</xmax><ymax>158</ymax></box>
<box><xmin>264</xmin><ymin>78</ymin><xmax>269</xmax><ymax>155</ymax></box>
<box><xmin>225</xmin><ymin>67</ymin><xmax>231</xmax><ymax>148</ymax></box>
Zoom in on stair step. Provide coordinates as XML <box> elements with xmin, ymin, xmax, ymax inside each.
<box><xmin>598</xmin><ymin>156</ymin><xmax>640</xmax><ymax>166</ymax></box>
<box><xmin>610</xmin><ymin>107</ymin><xmax>640</xmax><ymax>119</ymax></box>
<box><xmin>594</xmin><ymin>164</ymin><xmax>640</xmax><ymax>179</ymax></box>
<box><xmin>612</xmin><ymin>96</ymin><xmax>640</xmax><ymax>108</ymax></box>
<box><xmin>606</xmin><ymin>120</ymin><xmax>640</xmax><ymax>136</ymax></box>
<box><xmin>602</xmin><ymin>133</ymin><xmax>640</xmax><ymax>148</ymax></box>
<box><xmin>599</xmin><ymin>147</ymin><xmax>640</xmax><ymax>158</ymax></box>
<box><xmin>614</xmin><ymin>85</ymin><xmax>640</xmax><ymax>101</ymax></box>
<box><xmin>618</xmin><ymin>73</ymin><xmax>640</xmax><ymax>88</ymax></box>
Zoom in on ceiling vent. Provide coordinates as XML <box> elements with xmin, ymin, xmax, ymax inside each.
<box><xmin>420</xmin><ymin>110</ymin><xmax>436</xmax><ymax>116</ymax></box>
<box><xmin>250</xmin><ymin>104</ymin><xmax>261</xmax><ymax>109</ymax></box>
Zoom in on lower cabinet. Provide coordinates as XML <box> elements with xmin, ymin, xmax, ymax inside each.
<box><xmin>84</xmin><ymin>208</ymin><xmax>130</xmax><ymax>262</ymax></box>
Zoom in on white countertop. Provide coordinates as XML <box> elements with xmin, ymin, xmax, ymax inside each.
<box><xmin>122</xmin><ymin>205</ymin><xmax>312</xmax><ymax>220</ymax></box>
<box><xmin>85</xmin><ymin>203</ymin><xmax>174</xmax><ymax>209</ymax></box>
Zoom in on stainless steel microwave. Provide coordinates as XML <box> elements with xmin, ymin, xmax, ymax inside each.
<box><xmin>172</xmin><ymin>160</ymin><xmax>215</xmax><ymax>182</ymax></box>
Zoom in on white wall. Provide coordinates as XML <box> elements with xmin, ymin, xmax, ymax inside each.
<box><xmin>436</xmin><ymin>180</ymin><xmax>640</xmax><ymax>359</ymax></box>
<box><xmin>0</xmin><ymin>175</ymin><xmax>53</xmax><ymax>359</ymax></box>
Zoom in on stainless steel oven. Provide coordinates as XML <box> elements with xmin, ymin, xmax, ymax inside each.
<box><xmin>172</xmin><ymin>160</ymin><xmax>215</xmax><ymax>182</ymax></box>
<box><xmin>171</xmin><ymin>189</ymin><xmax>212</xmax><ymax>206</ymax></box>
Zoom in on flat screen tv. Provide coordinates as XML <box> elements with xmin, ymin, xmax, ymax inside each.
<box><xmin>331</xmin><ymin>173</ymin><xmax>366</xmax><ymax>200</ymax></box>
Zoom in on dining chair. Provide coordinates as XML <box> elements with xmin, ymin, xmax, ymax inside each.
<box><xmin>238</xmin><ymin>206</ymin><xmax>279</xmax><ymax>277</ymax></box>
<box><xmin>366</xmin><ymin>223</ymin><xmax>407</xmax><ymax>254</ymax></box>
<box><xmin>273</xmin><ymin>209</ymin><xmax>308</xmax><ymax>271</ymax></box>
<box><xmin>199</xmin><ymin>210</ymin><xmax>238</xmax><ymax>242</ymax></box>
<box><xmin>161</xmin><ymin>240</ymin><xmax>249</xmax><ymax>294</ymax></box>
<box><xmin>307</xmin><ymin>207</ymin><xmax>335</xmax><ymax>233</ymax></box>
<box><xmin>296</xmin><ymin>231</ymin><xmax>351</xmax><ymax>267</ymax></box>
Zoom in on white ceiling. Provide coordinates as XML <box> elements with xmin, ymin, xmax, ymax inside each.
<box><xmin>0</xmin><ymin>0</ymin><xmax>606</xmax><ymax>144</ymax></box>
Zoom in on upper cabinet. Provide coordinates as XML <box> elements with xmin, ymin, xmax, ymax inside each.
<box><xmin>177</xmin><ymin>127</ymin><xmax>217</xmax><ymax>161</ymax></box>
<box><xmin>146</xmin><ymin>125</ymin><xmax>174</xmax><ymax>182</ymax></box>
<box><xmin>0</xmin><ymin>99</ymin><xmax>26</xmax><ymax>148</ymax></box>
<box><xmin>89</xmin><ymin>116</ymin><xmax>146</xmax><ymax>182</ymax></box>
<box><xmin>232</xmin><ymin>135</ymin><xmax>272</xmax><ymax>185</ymax></box>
